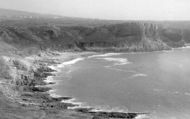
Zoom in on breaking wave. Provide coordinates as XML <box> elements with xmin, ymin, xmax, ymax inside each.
<box><xmin>99</xmin><ymin>57</ymin><xmax>131</xmax><ymax>66</ymax></box>
<box><xmin>131</xmin><ymin>73</ymin><xmax>148</xmax><ymax>78</ymax></box>
<box><xmin>88</xmin><ymin>53</ymin><xmax>122</xmax><ymax>58</ymax></box>
<box><xmin>57</xmin><ymin>57</ymin><xmax>85</xmax><ymax>68</ymax></box>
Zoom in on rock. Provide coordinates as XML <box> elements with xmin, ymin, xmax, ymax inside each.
<box><xmin>30</xmin><ymin>87</ymin><xmax>51</xmax><ymax>92</ymax></box>
<box><xmin>92</xmin><ymin>116</ymin><xmax>104</xmax><ymax>119</ymax></box>
<box><xmin>89</xmin><ymin>111</ymin><xmax>138</xmax><ymax>119</ymax></box>
<box><xmin>51</xmin><ymin>97</ymin><xmax>72</xmax><ymax>102</ymax></box>
<box><xmin>75</xmin><ymin>108</ymin><xmax>93</xmax><ymax>113</ymax></box>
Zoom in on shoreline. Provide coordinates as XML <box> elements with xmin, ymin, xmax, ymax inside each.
<box><xmin>43</xmin><ymin>52</ymin><xmax>149</xmax><ymax>119</ymax></box>
<box><xmin>32</xmin><ymin>47</ymin><xmax>190</xmax><ymax>118</ymax></box>
<box><xmin>0</xmin><ymin>51</ymin><xmax>152</xmax><ymax>119</ymax></box>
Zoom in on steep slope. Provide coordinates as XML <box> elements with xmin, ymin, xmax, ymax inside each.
<box><xmin>0</xmin><ymin>21</ymin><xmax>184</xmax><ymax>53</ymax></box>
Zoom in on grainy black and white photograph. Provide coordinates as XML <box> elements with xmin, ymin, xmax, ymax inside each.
<box><xmin>0</xmin><ymin>0</ymin><xmax>190</xmax><ymax>119</ymax></box>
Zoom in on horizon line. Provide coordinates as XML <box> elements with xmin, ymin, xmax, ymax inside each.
<box><xmin>0</xmin><ymin>7</ymin><xmax>190</xmax><ymax>22</ymax></box>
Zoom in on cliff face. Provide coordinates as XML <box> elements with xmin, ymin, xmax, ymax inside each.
<box><xmin>0</xmin><ymin>21</ymin><xmax>185</xmax><ymax>53</ymax></box>
<box><xmin>74</xmin><ymin>23</ymin><xmax>171</xmax><ymax>51</ymax></box>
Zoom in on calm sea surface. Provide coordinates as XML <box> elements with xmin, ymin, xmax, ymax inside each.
<box><xmin>51</xmin><ymin>48</ymin><xmax>190</xmax><ymax>119</ymax></box>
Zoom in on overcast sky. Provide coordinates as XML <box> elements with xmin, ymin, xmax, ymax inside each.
<box><xmin>0</xmin><ymin>0</ymin><xmax>189</xmax><ymax>20</ymax></box>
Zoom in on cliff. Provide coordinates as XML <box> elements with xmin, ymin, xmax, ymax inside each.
<box><xmin>0</xmin><ymin>20</ymin><xmax>185</xmax><ymax>54</ymax></box>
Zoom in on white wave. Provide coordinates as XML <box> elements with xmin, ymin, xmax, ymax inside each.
<box><xmin>131</xmin><ymin>73</ymin><xmax>147</xmax><ymax>78</ymax></box>
<box><xmin>44</xmin><ymin>76</ymin><xmax>54</xmax><ymax>83</ymax></box>
<box><xmin>91</xmin><ymin>106</ymin><xmax>129</xmax><ymax>113</ymax></box>
<box><xmin>48</xmin><ymin>89</ymin><xmax>62</xmax><ymax>98</ymax></box>
<box><xmin>99</xmin><ymin>57</ymin><xmax>131</xmax><ymax>65</ymax></box>
<box><xmin>88</xmin><ymin>53</ymin><xmax>122</xmax><ymax>58</ymax></box>
<box><xmin>174</xmin><ymin>45</ymin><xmax>190</xmax><ymax>49</ymax></box>
<box><xmin>185</xmin><ymin>46</ymin><xmax>190</xmax><ymax>49</ymax></box>
<box><xmin>48</xmin><ymin>65</ymin><xmax>57</xmax><ymax>70</ymax></box>
<box><xmin>62</xmin><ymin>98</ymin><xmax>84</xmax><ymax>109</ymax></box>
<box><xmin>57</xmin><ymin>57</ymin><xmax>84</xmax><ymax>68</ymax></box>
<box><xmin>67</xmin><ymin>102</ymin><xmax>92</xmax><ymax>110</ymax></box>
<box><xmin>135</xmin><ymin>114</ymin><xmax>150</xmax><ymax>119</ymax></box>
<box><xmin>50</xmin><ymin>93</ymin><xmax>62</xmax><ymax>98</ymax></box>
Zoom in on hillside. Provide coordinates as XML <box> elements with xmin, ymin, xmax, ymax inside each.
<box><xmin>0</xmin><ymin>20</ymin><xmax>186</xmax><ymax>54</ymax></box>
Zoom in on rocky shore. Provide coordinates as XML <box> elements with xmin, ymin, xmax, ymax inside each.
<box><xmin>0</xmin><ymin>51</ymin><xmax>149</xmax><ymax>119</ymax></box>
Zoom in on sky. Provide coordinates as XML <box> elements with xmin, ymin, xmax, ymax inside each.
<box><xmin>0</xmin><ymin>0</ymin><xmax>189</xmax><ymax>20</ymax></box>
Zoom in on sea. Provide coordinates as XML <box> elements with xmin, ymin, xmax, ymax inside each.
<box><xmin>50</xmin><ymin>47</ymin><xmax>190</xmax><ymax>119</ymax></box>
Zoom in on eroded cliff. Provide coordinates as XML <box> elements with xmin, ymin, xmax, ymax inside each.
<box><xmin>0</xmin><ymin>21</ymin><xmax>185</xmax><ymax>53</ymax></box>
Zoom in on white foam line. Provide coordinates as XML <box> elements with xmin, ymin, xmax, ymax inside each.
<box><xmin>46</xmin><ymin>89</ymin><xmax>62</xmax><ymax>98</ymax></box>
<box><xmin>57</xmin><ymin>57</ymin><xmax>85</xmax><ymax>68</ymax></box>
<box><xmin>48</xmin><ymin>65</ymin><xmax>57</xmax><ymax>70</ymax></box>
<box><xmin>131</xmin><ymin>73</ymin><xmax>148</xmax><ymax>78</ymax></box>
<box><xmin>50</xmin><ymin>93</ymin><xmax>62</xmax><ymax>98</ymax></box>
<box><xmin>62</xmin><ymin>98</ymin><xmax>84</xmax><ymax>107</ymax></box>
<box><xmin>174</xmin><ymin>46</ymin><xmax>190</xmax><ymax>49</ymax></box>
<box><xmin>68</xmin><ymin>104</ymin><xmax>92</xmax><ymax>110</ymax></box>
<box><xmin>46</xmin><ymin>57</ymin><xmax>85</xmax><ymax>79</ymax></box>
<box><xmin>135</xmin><ymin>114</ymin><xmax>150</xmax><ymax>119</ymax></box>
<box><xmin>91</xmin><ymin>107</ymin><xmax>129</xmax><ymax>113</ymax></box>
<box><xmin>88</xmin><ymin>53</ymin><xmax>122</xmax><ymax>58</ymax></box>
<box><xmin>99</xmin><ymin>57</ymin><xmax>131</xmax><ymax>66</ymax></box>
<box><xmin>44</xmin><ymin>76</ymin><xmax>54</xmax><ymax>83</ymax></box>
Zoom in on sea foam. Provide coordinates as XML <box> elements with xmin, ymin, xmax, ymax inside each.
<box><xmin>131</xmin><ymin>73</ymin><xmax>147</xmax><ymax>78</ymax></box>
<box><xmin>57</xmin><ymin>57</ymin><xmax>84</xmax><ymax>68</ymax></box>
<box><xmin>88</xmin><ymin>53</ymin><xmax>122</xmax><ymax>58</ymax></box>
<box><xmin>135</xmin><ymin>114</ymin><xmax>150</xmax><ymax>119</ymax></box>
<box><xmin>99</xmin><ymin>57</ymin><xmax>131</xmax><ymax>66</ymax></box>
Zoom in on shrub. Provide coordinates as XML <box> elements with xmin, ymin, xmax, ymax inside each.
<box><xmin>12</xmin><ymin>59</ymin><xmax>28</xmax><ymax>70</ymax></box>
<box><xmin>0</xmin><ymin>57</ymin><xmax>11</xmax><ymax>79</ymax></box>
